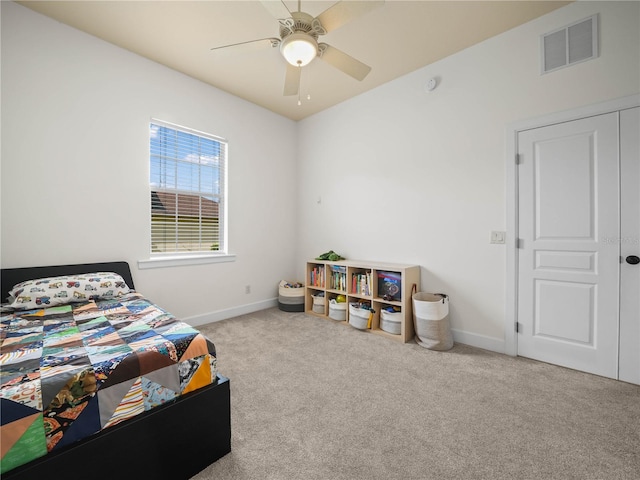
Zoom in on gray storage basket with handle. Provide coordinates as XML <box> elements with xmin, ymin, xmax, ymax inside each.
<box><xmin>412</xmin><ymin>291</ymin><xmax>453</xmax><ymax>351</ymax></box>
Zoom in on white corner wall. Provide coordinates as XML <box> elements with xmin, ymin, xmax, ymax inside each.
<box><xmin>1</xmin><ymin>1</ymin><xmax>298</xmax><ymax>323</ymax></box>
<box><xmin>296</xmin><ymin>1</ymin><xmax>640</xmax><ymax>351</ymax></box>
<box><xmin>3</xmin><ymin>1</ymin><xmax>639</xmax><ymax>344</ymax></box>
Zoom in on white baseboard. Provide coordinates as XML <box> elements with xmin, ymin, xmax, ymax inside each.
<box><xmin>184</xmin><ymin>303</ymin><xmax>506</xmax><ymax>355</ymax></box>
<box><xmin>183</xmin><ymin>297</ymin><xmax>278</xmax><ymax>328</ymax></box>
<box><xmin>451</xmin><ymin>328</ymin><xmax>506</xmax><ymax>354</ymax></box>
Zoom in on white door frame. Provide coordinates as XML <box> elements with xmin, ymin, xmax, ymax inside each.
<box><xmin>505</xmin><ymin>94</ymin><xmax>640</xmax><ymax>357</ymax></box>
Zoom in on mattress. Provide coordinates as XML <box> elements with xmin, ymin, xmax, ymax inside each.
<box><xmin>0</xmin><ymin>291</ymin><xmax>218</xmax><ymax>473</ymax></box>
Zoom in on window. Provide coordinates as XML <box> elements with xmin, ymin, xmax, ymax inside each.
<box><xmin>149</xmin><ymin>120</ymin><xmax>227</xmax><ymax>256</ymax></box>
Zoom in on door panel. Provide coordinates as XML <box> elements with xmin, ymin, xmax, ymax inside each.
<box><xmin>535</xmin><ymin>133</ymin><xmax>595</xmax><ymax>239</ymax></box>
<box><xmin>517</xmin><ymin>112</ymin><xmax>619</xmax><ymax>378</ymax></box>
<box><xmin>619</xmin><ymin>106</ymin><xmax>640</xmax><ymax>385</ymax></box>
<box><xmin>534</xmin><ymin>280</ymin><xmax>594</xmax><ymax>344</ymax></box>
<box><xmin>535</xmin><ymin>250</ymin><xmax>595</xmax><ymax>271</ymax></box>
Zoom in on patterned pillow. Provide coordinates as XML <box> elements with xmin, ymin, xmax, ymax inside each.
<box><xmin>7</xmin><ymin>272</ymin><xmax>131</xmax><ymax>310</ymax></box>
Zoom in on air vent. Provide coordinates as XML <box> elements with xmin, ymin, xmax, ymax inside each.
<box><xmin>541</xmin><ymin>14</ymin><xmax>598</xmax><ymax>74</ymax></box>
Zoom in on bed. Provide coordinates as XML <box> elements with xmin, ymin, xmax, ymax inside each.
<box><xmin>1</xmin><ymin>261</ymin><xmax>231</xmax><ymax>479</ymax></box>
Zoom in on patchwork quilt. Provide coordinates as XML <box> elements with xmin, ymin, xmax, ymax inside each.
<box><xmin>0</xmin><ymin>292</ymin><xmax>218</xmax><ymax>474</ymax></box>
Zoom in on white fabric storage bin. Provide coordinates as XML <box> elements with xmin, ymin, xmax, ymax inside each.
<box><xmin>348</xmin><ymin>303</ymin><xmax>371</xmax><ymax>330</ymax></box>
<box><xmin>278</xmin><ymin>280</ymin><xmax>305</xmax><ymax>312</ymax></box>
<box><xmin>380</xmin><ymin>309</ymin><xmax>402</xmax><ymax>335</ymax></box>
<box><xmin>412</xmin><ymin>292</ymin><xmax>452</xmax><ymax>351</ymax></box>
<box><xmin>278</xmin><ymin>280</ymin><xmax>304</xmax><ymax>297</ymax></box>
<box><xmin>328</xmin><ymin>300</ymin><xmax>347</xmax><ymax>321</ymax></box>
<box><xmin>312</xmin><ymin>294</ymin><xmax>325</xmax><ymax>314</ymax></box>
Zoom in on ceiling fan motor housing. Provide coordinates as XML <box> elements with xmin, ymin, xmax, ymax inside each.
<box><xmin>278</xmin><ymin>11</ymin><xmax>325</xmax><ymax>40</ymax></box>
<box><xmin>279</xmin><ymin>12</ymin><xmax>324</xmax><ymax>66</ymax></box>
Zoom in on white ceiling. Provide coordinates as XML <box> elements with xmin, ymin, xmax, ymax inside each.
<box><xmin>18</xmin><ymin>0</ymin><xmax>571</xmax><ymax>121</ymax></box>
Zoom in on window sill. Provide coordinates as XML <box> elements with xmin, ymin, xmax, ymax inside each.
<box><xmin>138</xmin><ymin>253</ymin><xmax>236</xmax><ymax>270</ymax></box>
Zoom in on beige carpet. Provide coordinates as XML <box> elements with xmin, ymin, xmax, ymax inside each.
<box><xmin>193</xmin><ymin>308</ymin><xmax>639</xmax><ymax>480</ymax></box>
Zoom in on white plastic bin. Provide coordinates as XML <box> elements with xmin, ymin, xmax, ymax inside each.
<box><xmin>412</xmin><ymin>292</ymin><xmax>453</xmax><ymax>351</ymax></box>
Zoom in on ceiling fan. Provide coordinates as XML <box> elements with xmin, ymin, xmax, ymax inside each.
<box><xmin>211</xmin><ymin>0</ymin><xmax>384</xmax><ymax>100</ymax></box>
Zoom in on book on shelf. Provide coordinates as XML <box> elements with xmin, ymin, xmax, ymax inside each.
<box><xmin>377</xmin><ymin>271</ymin><xmax>402</xmax><ymax>301</ymax></box>
<box><xmin>329</xmin><ymin>265</ymin><xmax>347</xmax><ymax>291</ymax></box>
<box><xmin>351</xmin><ymin>272</ymin><xmax>372</xmax><ymax>296</ymax></box>
<box><xmin>310</xmin><ymin>265</ymin><xmax>325</xmax><ymax>288</ymax></box>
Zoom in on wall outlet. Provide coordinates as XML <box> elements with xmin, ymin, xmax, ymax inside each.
<box><xmin>491</xmin><ymin>231</ymin><xmax>506</xmax><ymax>244</ymax></box>
<box><xmin>245</xmin><ymin>285</ymin><xmax>251</xmax><ymax>294</ymax></box>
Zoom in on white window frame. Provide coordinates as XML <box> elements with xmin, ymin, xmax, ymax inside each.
<box><xmin>139</xmin><ymin>119</ymin><xmax>234</xmax><ymax>270</ymax></box>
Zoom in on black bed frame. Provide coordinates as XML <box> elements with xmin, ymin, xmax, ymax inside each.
<box><xmin>2</xmin><ymin>261</ymin><xmax>231</xmax><ymax>480</ymax></box>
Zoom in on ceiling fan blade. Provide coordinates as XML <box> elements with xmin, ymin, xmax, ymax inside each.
<box><xmin>260</xmin><ymin>0</ymin><xmax>291</xmax><ymax>20</ymax></box>
<box><xmin>210</xmin><ymin>37</ymin><xmax>279</xmax><ymax>53</ymax></box>
<box><xmin>283</xmin><ymin>64</ymin><xmax>301</xmax><ymax>96</ymax></box>
<box><xmin>318</xmin><ymin>43</ymin><xmax>371</xmax><ymax>81</ymax></box>
<box><xmin>316</xmin><ymin>0</ymin><xmax>384</xmax><ymax>33</ymax></box>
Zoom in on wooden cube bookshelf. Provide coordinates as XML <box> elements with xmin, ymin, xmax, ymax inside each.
<box><xmin>305</xmin><ymin>260</ymin><xmax>420</xmax><ymax>343</ymax></box>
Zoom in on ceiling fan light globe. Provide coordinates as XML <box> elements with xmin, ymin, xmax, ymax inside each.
<box><xmin>281</xmin><ymin>33</ymin><xmax>317</xmax><ymax>67</ymax></box>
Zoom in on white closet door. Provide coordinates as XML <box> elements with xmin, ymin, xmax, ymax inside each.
<box><xmin>619</xmin><ymin>106</ymin><xmax>640</xmax><ymax>385</ymax></box>
<box><xmin>517</xmin><ymin>112</ymin><xmax>620</xmax><ymax>379</ymax></box>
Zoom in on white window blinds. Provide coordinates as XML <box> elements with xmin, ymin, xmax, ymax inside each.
<box><xmin>150</xmin><ymin>120</ymin><xmax>227</xmax><ymax>254</ymax></box>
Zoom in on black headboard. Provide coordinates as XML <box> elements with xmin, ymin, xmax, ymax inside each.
<box><xmin>1</xmin><ymin>261</ymin><xmax>135</xmax><ymax>302</ymax></box>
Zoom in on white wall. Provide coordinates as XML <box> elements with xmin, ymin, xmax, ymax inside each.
<box><xmin>3</xmin><ymin>1</ymin><xmax>639</xmax><ymax>349</ymax></box>
<box><xmin>296</xmin><ymin>1</ymin><xmax>640</xmax><ymax>350</ymax></box>
<box><xmin>1</xmin><ymin>1</ymin><xmax>298</xmax><ymax>323</ymax></box>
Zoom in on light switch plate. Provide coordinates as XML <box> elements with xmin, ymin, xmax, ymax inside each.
<box><xmin>491</xmin><ymin>231</ymin><xmax>506</xmax><ymax>244</ymax></box>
